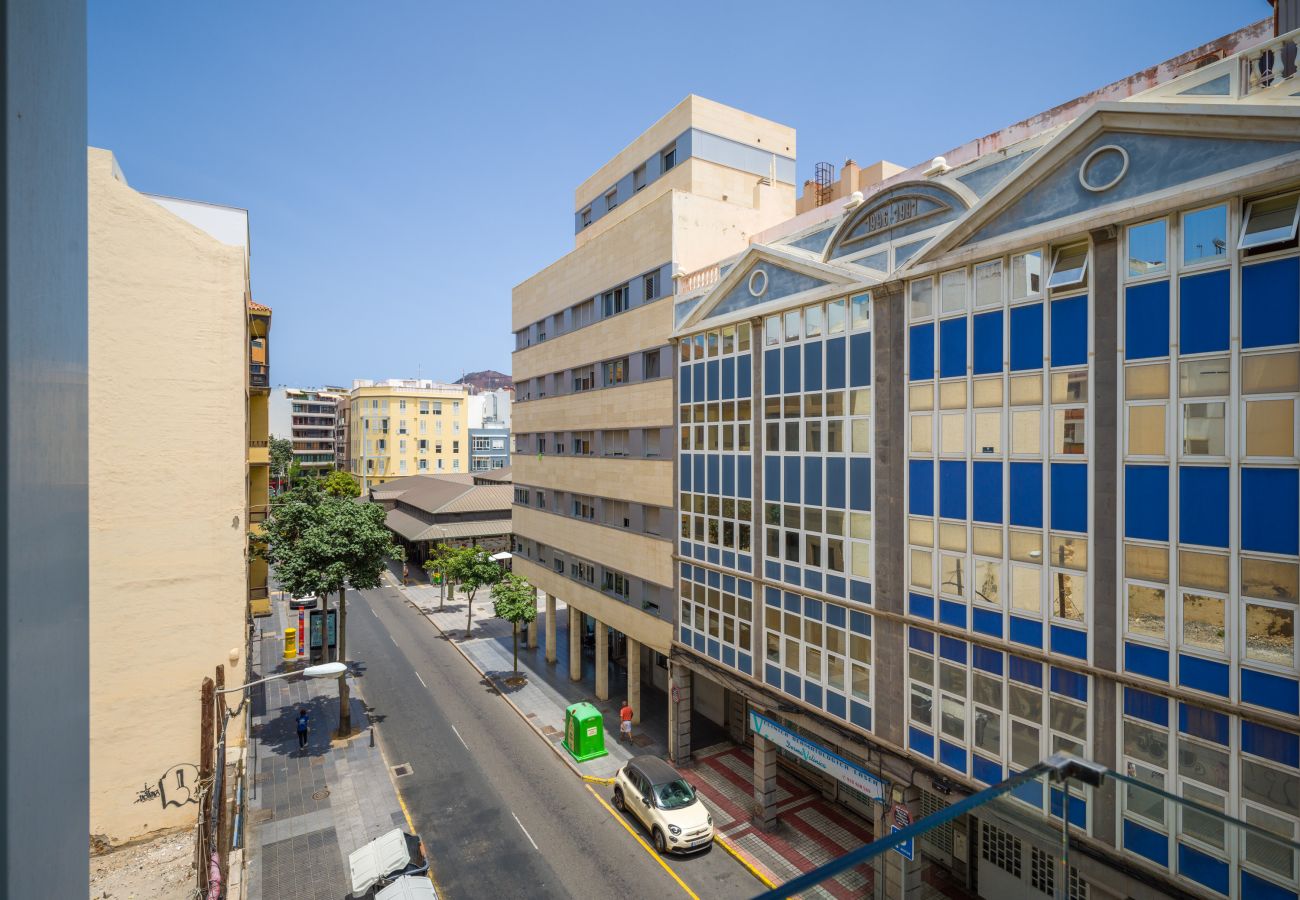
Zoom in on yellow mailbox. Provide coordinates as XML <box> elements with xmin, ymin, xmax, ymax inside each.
<box><xmin>283</xmin><ymin>627</ymin><xmax>297</xmax><ymax>660</ymax></box>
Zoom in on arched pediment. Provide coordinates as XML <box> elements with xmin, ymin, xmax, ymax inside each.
<box><xmin>824</xmin><ymin>182</ymin><xmax>972</xmax><ymax>261</ymax></box>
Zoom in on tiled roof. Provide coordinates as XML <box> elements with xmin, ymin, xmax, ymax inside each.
<box><xmin>248</xmin><ymin>299</ymin><xmax>272</xmax><ymax>313</ymax></box>
<box><xmin>436</xmin><ymin>484</ymin><xmax>513</xmax><ymax>515</ymax></box>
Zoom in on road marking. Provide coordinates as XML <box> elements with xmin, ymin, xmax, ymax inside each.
<box><xmin>371</xmin><ymin>608</ymin><xmax>378</xmax><ymax>618</ymax></box>
<box><xmin>450</xmin><ymin>724</ymin><xmax>469</xmax><ymax>750</ymax></box>
<box><xmin>415</xmin><ymin>671</ymin><xmax>427</xmax><ymax>688</ymax></box>
<box><xmin>390</xmin><ymin>635</ymin><xmax>398</xmax><ymax>646</ymax></box>
<box><xmin>511</xmin><ymin>812</ymin><xmax>539</xmax><ymax>851</ymax></box>
<box><xmin>584</xmin><ymin>784</ymin><xmax>700</xmax><ymax>900</ymax></box>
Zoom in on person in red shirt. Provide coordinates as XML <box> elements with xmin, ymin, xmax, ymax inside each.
<box><xmin>619</xmin><ymin>700</ymin><xmax>634</xmax><ymax>743</ymax></box>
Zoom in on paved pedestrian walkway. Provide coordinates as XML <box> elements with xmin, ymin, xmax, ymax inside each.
<box><xmin>245</xmin><ymin>596</ymin><xmax>410</xmax><ymax>900</ymax></box>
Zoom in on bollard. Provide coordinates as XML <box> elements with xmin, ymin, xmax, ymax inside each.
<box><xmin>283</xmin><ymin>627</ymin><xmax>297</xmax><ymax>661</ymax></box>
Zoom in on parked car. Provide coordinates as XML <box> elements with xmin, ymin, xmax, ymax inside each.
<box><xmin>613</xmin><ymin>756</ymin><xmax>713</xmax><ymax>854</ymax></box>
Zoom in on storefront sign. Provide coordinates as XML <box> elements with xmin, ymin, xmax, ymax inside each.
<box><xmin>748</xmin><ymin>711</ymin><xmax>886</xmax><ymax>802</ymax></box>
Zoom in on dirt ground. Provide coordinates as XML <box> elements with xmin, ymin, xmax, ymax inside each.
<box><xmin>90</xmin><ymin>829</ymin><xmax>196</xmax><ymax>900</ymax></box>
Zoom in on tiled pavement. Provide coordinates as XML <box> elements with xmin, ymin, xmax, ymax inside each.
<box><xmin>246</xmin><ymin>596</ymin><xmax>409</xmax><ymax>900</ymax></box>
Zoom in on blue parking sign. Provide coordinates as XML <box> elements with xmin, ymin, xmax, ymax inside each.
<box><xmin>891</xmin><ymin>824</ymin><xmax>914</xmax><ymax>861</ymax></box>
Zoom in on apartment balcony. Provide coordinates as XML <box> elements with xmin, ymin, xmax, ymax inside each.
<box><xmin>249</xmin><ymin>363</ymin><xmax>269</xmax><ymax>390</ymax></box>
<box><xmin>248</xmin><ymin>440</ymin><xmax>269</xmax><ymax>465</ymax></box>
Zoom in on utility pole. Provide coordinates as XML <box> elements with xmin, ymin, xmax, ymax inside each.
<box><xmin>337</xmin><ymin>585</ymin><xmax>351</xmax><ymax>736</ymax></box>
<box><xmin>197</xmin><ymin>677</ymin><xmax>215</xmax><ymax>895</ymax></box>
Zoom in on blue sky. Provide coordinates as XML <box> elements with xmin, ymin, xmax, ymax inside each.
<box><xmin>89</xmin><ymin>0</ymin><xmax>1263</xmax><ymax>388</ymax></box>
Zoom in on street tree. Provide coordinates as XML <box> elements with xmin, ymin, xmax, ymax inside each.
<box><xmin>269</xmin><ymin>436</ymin><xmax>293</xmax><ymax>494</ymax></box>
<box><xmin>323</xmin><ymin>469</ymin><xmax>361</xmax><ymax>498</ymax></box>
<box><xmin>258</xmin><ymin>486</ymin><xmax>399</xmax><ymax>735</ymax></box>
<box><xmin>442</xmin><ymin>546</ymin><xmax>503</xmax><ymax>637</ymax></box>
<box><xmin>491</xmin><ymin>574</ymin><xmax>537</xmax><ymax>675</ymax></box>
<box><xmin>422</xmin><ymin>544</ymin><xmax>454</xmax><ymax>608</ymax></box>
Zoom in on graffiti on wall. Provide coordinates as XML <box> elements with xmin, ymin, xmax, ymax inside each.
<box><xmin>134</xmin><ymin>763</ymin><xmax>200</xmax><ymax>808</ymax></box>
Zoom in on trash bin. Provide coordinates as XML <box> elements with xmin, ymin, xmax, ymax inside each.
<box><xmin>562</xmin><ymin>701</ymin><xmax>607</xmax><ymax>762</ymax></box>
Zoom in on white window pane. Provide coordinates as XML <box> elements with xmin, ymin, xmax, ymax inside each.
<box><xmin>1183</xmin><ymin>205</ymin><xmax>1228</xmax><ymax>266</ymax></box>
<box><xmin>1127</xmin><ymin>220</ymin><xmax>1167</xmax><ymax>277</ymax></box>
<box><xmin>1010</xmin><ymin>250</ymin><xmax>1042</xmax><ymax>300</ymax></box>
<box><xmin>940</xmin><ymin>269</ymin><xmax>967</xmax><ymax>314</ymax></box>
<box><xmin>909</xmin><ymin>278</ymin><xmax>933</xmax><ymax>319</ymax></box>
<box><xmin>974</xmin><ymin>260</ymin><xmax>1003</xmax><ymax>307</ymax></box>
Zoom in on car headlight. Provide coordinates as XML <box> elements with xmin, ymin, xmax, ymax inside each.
<box><xmin>707</xmin><ymin>815</ymin><xmax>713</xmax><ymax>825</ymax></box>
<box><xmin>668</xmin><ymin>825</ymin><xmax>681</xmax><ymax>835</ymax></box>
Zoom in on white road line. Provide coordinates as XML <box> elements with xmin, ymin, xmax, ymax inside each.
<box><xmin>415</xmin><ymin>671</ymin><xmax>427</xmax><ymax>688</ymax></box>
<box><xmin>371</xmin><ymin>608</ymin><xmax>378</xmax><ymax>618</ymax></box>
<box><xmin>450</xmin><ymin>724</ymin><xmax>469</xmax><ymax>750</ymax></box>
<box><xmin>390</xmin><ymin>635</ymin><xmax>398</xmax><ymax>646</ymax></box>
<box><xmin>512</xmin><ymin>812</ymin><xmax>539</xmax><ymax>851</ymax></box>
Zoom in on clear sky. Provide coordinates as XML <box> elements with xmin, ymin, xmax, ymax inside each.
<box><xmin>89</xmin><ymin>0</ymin><xmax>1264</xmax><ymax>389</ymax></box>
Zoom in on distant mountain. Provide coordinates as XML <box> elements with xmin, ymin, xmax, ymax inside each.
<box><xmin>455</xmin><ymin>369</ymin><xmax>514</xmax><ymax>393</ymax></box>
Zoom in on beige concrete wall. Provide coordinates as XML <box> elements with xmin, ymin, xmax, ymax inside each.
<box><xmin>514</xmin><ymin>556</ymin><xmax>673</xmax><ymax>654</ymax></box>
<box><xmin>513</xmin><ymin>299</ymin><xmax>673</xmax><ymax>381</ymax></box>
<box><xmin>672</xmin><ymin>188</ymin><xmax>796</xmax><ymax>274</ymax></box>
<box><xmin>514</xmin><ymin>506</ymin><xmax>673</xmax><ymax>589</ymax></box>
<box><xmin>512</xmin><ymin>455</ymin><xmax>673</xmax><ymax>509</ymax></box>
<box><xmin>514</xmin><ymin>193</ymin><xmax>674</xmax><ymax>329</ymax></box>
<box><xmin>513</xmin><ymin>380</ymin><xmax>674</xmax><ymax>433</ymax></box>
<box><xmin>88</xmin><ymin>147</ymin><xmax>249</xmax><ymax>844</ymax></box>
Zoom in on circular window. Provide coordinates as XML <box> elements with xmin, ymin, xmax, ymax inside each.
<box><xmin>1078</xmin><ymin>145</ymin><xmax>1129</xmax><ymax>193</ymax></box>
<box><xmin>748</xmin><ymin>268</ymin><xmax>769</xmax><ymax>297</ymax></box>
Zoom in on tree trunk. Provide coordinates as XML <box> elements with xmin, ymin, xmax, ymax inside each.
<box><xmin>513</xmin><ymin>622</ymin><xmax>519</xmax><ymax>674</ymax></box>
<box><xmin>465</xmin><ymin>589</ymin><xmax>474</xmax><ymax>638</ymax></box>
<box><xmin>337</xmin><ymin>586</ymin><xmax>351</xmax><ymax>737</ymax></box>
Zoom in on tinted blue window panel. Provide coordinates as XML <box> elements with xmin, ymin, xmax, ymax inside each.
<box><xmin>1242</xmin><ymin>257</ymin><xmax>1300</xmax><ymax>349</ymax></box>
<box><xmin>693</xmin><ymin>455</ymin><xmax>705</xmax><ymax>493</ymax></box>
<box><xmin>1179</xmin><ymin>844</ymin><xmax>1229</xmax><ymax>896</ymax></box>
<box><xmin>1010</xmin><ymin>654</ymin><xmax>1042</xmax><ymax>687</ymax></box>
<box><xmin>803</xmin><ymin>341</ymin><xmax>823</xmax><ymax>392</ymax></box>
<box><xmin>804</xmin><ymin>597</ymin><xmax>823</xmax><ymax>620</ymax></box>
<box><xmin>939</xmin><ymin>317</ymin><xmax>967</xmax><ymax>378</ymax></box>
<box><xmin>805</xmin><ymin>457</ymin><xmax>823</xmax><ymax>507</ymax></box>
<box><xmin>679</xmin><ymin>366</ymin><xmax>691</xmax><ymax>403</ymax></box>
<box><xmin>722</xmin><ymin>646</ymin><xmax>735</xmax><ymax>668</ymax></box>
<box><xmin>908</xmin><ymin>727</ymin><xmax>935</xmax><ymax>758</ymax></box>
<box><xmin>939</xmin><ymin>636</ymin><xmax>968</xmax><ymax>664</ymax></box>
<box><xmin>1179</xmin><ymin>466</ymin><xmax>1229</xmax><ymax>548</ymax></box>
<box><xmin>1125</xmin><ymin>465</ymin><xmax>1169</xmax><ymax>541</ymax></box>
<box><xmin>783</xmin><ymin>592</ymin><xmax>800</xmax><ymax>612</ymax></box>
<box><xmin>1011</xmin><ymin>778</ymin><xmax>1043</xmax><ymax>808</ymax></box>
<box><xmin>972</xmin><ymin>462</ymin><xmax>1002</xmax><ymax>524</ymax></box>
<box><xmin>850</xmin><ymin>611</ymin><xmax>871</xmax><ymax>635</ymax></box>
<box><xmin>707</xmin><ymin>547</ymin><xmax>719</xmax><ymax>565</ymax></box>
<box><xmin>939</xmin><ymin>600</ymin><xmax>967</xmax><ymax>628</ymax></box>
<box><xmin>693</xmin><ymin>632</ymin><xmax>705</xmax><ymax>652</ymax></box>
<box><xmin>1009</xmin><ymin>616</ymin><xmax>1043</xmax><ymax>648</ymax></box>
<box><xmin>706</xmin><ymin>360</ymin><xmax>720</xmax><ymax>400</ymax></box>
<box><xmin>1050</xmin><ymin>668</ymin><xmax>1088</xmax><ymax>701</ymax></box>
<box><xmin>784</xmin><ymin>457</ymin><xmax>800</xmax><ymax>504</ymax></box>
<box><xmin>1049</xmin><ymin>789</ymin><xmax>1086</xmax><ymax>829</ymax></box>
<box><xmin>784</xmin><ymin>565</ymin><xmax>801</xmax><ymax>585</ymax></box>
<box><xmin>1180</xmin><ymin>269</ymin><xmax>1230</xmax><ymax>354</ymax></box>
<box><xmin>1242</xmin><ymin>468</ymin><xmax>1299</xmax><ymax>555</ymax></box>
<box><xmin>1242</xmin><ymin>871</ymin><xmax>1299</xmax><ymax>900</ymax></box>
<box><xmin>972</xmin><ymin>311</ymin><xmax>1003</xmax><ymax>375</ymax></box>
<box><xmin>909</xmin><ymin>460</ymin><xmax>934</xmax><ymax>516</ymax></box>
<box><xmin>826</xmin><ymin>690</ymin><xmax>847</xmax><ymax>720</ymax></box>
<box><xmin>1241</xmin><ymin>668</ymin><xmax>1300</xmax><ymax>716</ymax></box>
<box><xmin>850</xmin><ymin>332</ymin><xmax>872</xmax><ymax>386</ymax></box>
<box><xmin>1050</xmin><ymin>626</ymin><xmax>1087</xmax><ymax>660</ymax></box>
<box><xmin>825</xmin><ymin>603</ymin><xmax>846</xmax><ymax>628</ymax></box>
<box><xmin>691</xmin><ymin>362</ymin><xmax>705</xmax><ymax>402</ymax></box>
<box><xmin>804</xmin><ymin>682</ymin><xmax>823</xmax><ymax>709</ymax></box>
<box><xmin>850</xmin><ymin>702</ymin><xmax>872</xmax><ymax>731</ymax></box>
<box><xmin>706</xmin><ymin>455</ymin><xmax>719</xmax><ymax>494</ymax></box>
<box><xmin>721</xmin><ymin>357</ymin><xmax>735</xmax><ymax>400</ymax></box>
<box><xmin>739</xmin><ymin>460</ymin><xmax>752</xmax><ymax>499</ymax></box>
<box><xmin>1179</xmin><ymin>703</ymin><xmax>1229</xmax><ymax>745</ymax></box>
<box><xmin>680</xmin><ymin>455</ymin><xmax>692</xmax><ymax>490</ymax></box>
<box><xmin>1123</xmin><ymin>820</ymin><xmax>1169</xmax><ymax>867</ymax></box>
<box><xmin>939</xmin><ymin>461</ymin><xmax>966</xmax><ymax>520</ymax></box>
<box><xmin>722</xmin><ymin>456</ymin><xmax>735</xmax><ymax>496</ymax></box>
<box><xmin>939</xmin><ymin>741</ymin><xmax>967</xmax><ymax>773</ymax></box>
<box><xmin>850</xmin><ymin>458</ymin><xmax>871</xmax><ymax>511</ymax></box>
<box><xmin>764</xmin><ymin>456</ymin><xmax>780</xmax><ymax>502</ymax></box>
<box><xmin>764</xmin><ymin>559</ymin><xmax>780</xmax><ymax>580</ymax></box>
<box><xmin>909</xmin><ymin>593</ymin><xmax>935</xmax><ymax>620</ymax></box>
<box><xmin>972</xmin><ymin>755</ymin><xmax>1003</xmax><ymax>785</ymax></box>
<box><xmin>805</xmin><ymin>570</ymin><xmax>823</xmax><ymax>592</ymax></box>
<box><xmin>783</xmin><ymin>672</ymin><xmax>801</xmax><ymax>699</ymax></box>
<box><xmin>825</xmin><ymin>575</ymin><xmax>846</xmax><ymax>597</ymax></box>
<box><xmin>826</xmin><ymin>457</ymin><xmax>846</xmax><ymax>509</ymax></box>
<box><xmin>910</xmin><ymin>324</ymin><xmax>934</xmax><ymax>381</ymax></box>
<box><xmin>909</xmin><ymin>628</ymin><xmax>934</xmax><ymax>653</ymax></box>
<box><xmin>765</xmin><ymin>665</ymin><xmax>780</xmax><ymax>688</ymax></box>
<box><xmin>1009</xmin><ymin>303</ymin><xmax>1044</xmax><ymax>371</ymax></box>
<box><xmin>972</xmin><ymin>607</ymin><xmax>1003</xmax><ymax>638</ymax></box>
<box><xmin>1050</xmin><ymin>295</ymin><xmax>1087</xmax><ymax>367</ymax></box>
<box><xmin>1178</xmin><ymin>654</ymin><xmax>1229</xmax><ymax>697</ymax></box>
<box><xmin>1124</xmin><ymin>687</ymin><xmax>1169</xmax><ymax>725</ymax></box>
<box><xmin>826</xmin><ymin>336</ymin><xmax>846</xmax><ymax>390</ymax></box>
<box><xmin>707</xmin><ymin>638</ymin><xmax>720</xmax><ymax>660</ymax></box>
<box><xmin>783</xmin><ymin>345</ymin><xmax>800</xmax><ymax>394</ymax></box>
<box><xmin>1124</xmin><ymin>642</ymin><xmax>1170</xmax><ymax>681</ymax></box>
<box><xmin>1050</xmin><ymin>463</ymin><xmax>1087</xmax><ymax>533</ymax></box>
<box><xmin>737</xmin><ymin>354</ymin><xmax>751</xmax><ymax>398</ymax></box>
<box><xmin>764</xmin><ymin>349</ymin><xmax>780</xmax><ymax>396</ymax></box>
<box><xmin>850</xmin><ymin>580</ymin><xmax>872</xmax><ymax>605</ymax></box>
<box><xmin>1242</xmin><ymin>721</ymin><xmax>1300</xmax><ymax>767</ymax></box>
<box><xmin>1009</xmin><ymin>462</ymin><xmax>1043</xmax><ymax>528</ymax></box>
<box><xmin>1125</xmin><ymin>280</ymin><xmax>1171</xmax><ymax>360</ymax></box>
<box><xmin>973</xmin><ymin>646</ymin><xmax>1003</xmax><ymax>675</ymax></box>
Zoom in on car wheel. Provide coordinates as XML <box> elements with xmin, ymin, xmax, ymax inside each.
<box><xmin>613</xmin><ymin>788</ymin><xmax>625</xmax><ymax>812</ymax></box>
<box><xmin>652</xmin><ymin>827</ymin><xmax>667</xmax><ymax>854</ymax></box>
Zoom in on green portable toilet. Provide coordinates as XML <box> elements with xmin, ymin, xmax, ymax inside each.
<box><xmin>562</xmin><ymin>702</ymin><xmax>607</xmax><ymax>762</ymax></box>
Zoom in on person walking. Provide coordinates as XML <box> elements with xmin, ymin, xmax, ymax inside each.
<box><xmin>619</xmin><ymin>700</ymin><xmax>634</xmax><ymax>743</ymax></box>
<box><xmin>296</xmin><ymin>708</ymin><xmax>310</xmax><ymax>750</ymax></box>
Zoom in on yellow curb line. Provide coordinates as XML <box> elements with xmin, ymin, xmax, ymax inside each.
<box><xmin>714</xmin><ymin>832</ymin><xmax>779</xmax><ymax>890</ymax></box>
<box><xmin>585</xmin><ymin>784</ymin><xmax>700</xmax><ymax>900</ymax></box>
<box><xmin>581</xmin><ymin>775</ymin><xmax>616</xmax><ymax>785</ymax></box>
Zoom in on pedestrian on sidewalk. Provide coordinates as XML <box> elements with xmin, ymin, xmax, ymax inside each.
<box><xmin>619</xmin><ymin>700</ymin><xmax>634</xmax><ymax>743</ymax></box>
<box><xmin>296</xmin><ymin>708</ymin><xmax>310</xmax><ymax>749</ymax></box>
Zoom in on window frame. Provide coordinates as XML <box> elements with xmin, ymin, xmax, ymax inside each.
<box><xmin>1238</xmin><ymin>191</ymin><xmax>1300</xmax><ymax>251</ymax></box>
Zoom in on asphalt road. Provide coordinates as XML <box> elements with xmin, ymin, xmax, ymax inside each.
<box><xmin>346</xmin><ymin>581</ymin><xmax>759</xmax><ymax>900</ymax></box>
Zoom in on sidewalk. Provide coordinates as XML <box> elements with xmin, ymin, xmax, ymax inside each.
<box><xmin>245</xmin><ymin>597</ymin><xmax>410</xmax><ymax>900</ymax></box>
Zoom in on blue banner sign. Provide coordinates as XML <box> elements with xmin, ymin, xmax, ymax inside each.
<box><xmin>748</xmin><ymin>710</ymin><xmax>886</xmax><ymax>803</ymax></box>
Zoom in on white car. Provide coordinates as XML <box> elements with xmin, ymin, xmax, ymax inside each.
<box><xmin>613</xmin><ymin>756</ymin><xmax>714</xmax><ymax>854</ymax></box>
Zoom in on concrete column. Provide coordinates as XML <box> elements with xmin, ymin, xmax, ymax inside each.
<box><xmin>526</xmin><ymin>590</ymin><xmax>539</xmax><ymax>648</ymax></box>
<box><xmin>667</xmin><ymin>662</ymin><xmax>693</xmax><ymax>765</ymax></box>
<box><xmin>568</xmin><ymin>605</ymin><xmax>582</xmax><ymax>682</ymax></box>
<box><xmin>594</xmin><ymin>619</ymin><xmax>609</xmax><ymax>700</ymax></box>
<box><xmin>627</xmin><ymin>638</ymin><xmax>641</xmax><ymax>723</ymax></box>
<box><xmin>753</xmin><ymin>733</ymin><xmax>778</xmax><ymax>830</ymax></box>
<box><xmin>543</xmin><ymin>592</ymin><xmax>557</xmax><ymax>663</ymax></box>
<box><xmin>881</xmin><ymin>789</ymin><xmax>924</xmax><ymax>900</ymax></box>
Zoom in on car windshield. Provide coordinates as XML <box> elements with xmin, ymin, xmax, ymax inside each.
<box><xmin>652</xmin><ymin>778</ymin><xmax>696</xmax><ymax>810</ymax></box>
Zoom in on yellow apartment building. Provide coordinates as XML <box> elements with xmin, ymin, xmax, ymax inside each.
<box><xmin>349</xmin><ymin>379</ymin><xmax>471</xmax><ymax>487</ymax></box>
<box><xmin>88</xmin><ymin>148</ymin><xmax>257</xmax><ymax>845</ymax></box>
<box><xmin>248</xmin><ymin>301</ymin><xmax>272</xmax><ymax>606</ymax></box>
<box><xmin>510</xmin><ymin>95</ymin><xmax>796</xmax><ymax>729</ymax></box>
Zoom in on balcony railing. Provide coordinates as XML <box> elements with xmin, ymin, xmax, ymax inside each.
<box><xmin>1242</xmin><ymin>32</ymin><xmax>1298</xmax><ymax>94</ymax></box>
<box><xmin>675</xmin><ymin>263</ymin><xmax>720</xmax><ymax>295</ymax></box>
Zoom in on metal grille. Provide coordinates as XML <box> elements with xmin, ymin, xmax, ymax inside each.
<box><xmin>919</xmin><ymin>789</ymin><xmax>954</xmax><ymax>855</ymax></box>
<box><xmin>814</xmin><ymin>162</ymin><xmax>835</xmax><ymax>208</ymax></box>
<box><xmin>980</xmin><ymin>822</ymin><xmax>1021</xmax><ymax>878</ymax></box>
<box><xmin>1030</xmin><ymin>846</ymin><xmax>1054</xmax><ymax>895</ymax></box>
<box><xmin>1069</xmin><ymin>865</ymin><xmax>1090</xmax><ymax>900</ymax></box>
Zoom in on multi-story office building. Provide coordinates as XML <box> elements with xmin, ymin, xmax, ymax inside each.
<box><xmin>670</xmin><ymin>18</ymin><xmax>1300</xmax><ymax>900</ymax></box>
<box><xmin>269</xmin><ymin>387</ymin><xmax>343</xmax><ymax>471</ymax></box>
<box><xmin>87</xmin><ymin>148</ymin><xmax>261</xmax><ymax>844</ymax></box>
<box><xmin>510</xmin><ymin>95</ymin><xmax>798</xmax><ymax>725</ymax></box>
<box><xmin>335</xmin><ymin>391</ymin><xmax>351</xmax><ymax>473</ymax></box>
<box><xmin>349</xmin><ymin>379</ymin><xmax>470</xmax><ymax>486</ymax></box>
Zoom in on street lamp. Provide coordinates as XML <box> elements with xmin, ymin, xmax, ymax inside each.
<box><xmin>216</xmin><ymin>661</ymin><xmax>346</xmax><ymax>695</ymax></box>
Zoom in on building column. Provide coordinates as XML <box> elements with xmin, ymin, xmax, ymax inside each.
<box><xmin>667</xmin><ymin>662</ymin><xmax>692</xmax><ymax>765</ymax></box>
<box><xmin>594</xmin><ymin>619</ymin><xmax>609</xmax><ymax>700</ymax></box>
<box><xmin>544</xmin><ymin>592</ymin><xmax>557</xmax><ymax>664</ymax></box>
<box><xmin>881</xmin><ymin>788</ymin><xmax>924</xmax><ymax>900</ymax></box>
<box><xmin>526</xmin><ymin>589</ymin><xmax>539</xmax><ymax>648</ymax></box>
<box><xmin>627</xmin><ymin>639</ymin><xmax>641</xmax><ymax>724</ymax></box>
<box><xmin>753</xmin><ymin>733</ymin><xmax>778</xmax><ymax>830</ymax></box>
<box><xmin>568</xmin><ymin>605</ymin><xmax>582</xmax><ymax>682</ymax></box>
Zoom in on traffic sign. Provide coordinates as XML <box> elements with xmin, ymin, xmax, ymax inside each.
<box><xmin>891</xmin><ymin>824</ymin><xmax>914</xmax><ymax>861</ymax></box>
<box><xmin>892</xmin><ymin>803</ymin><xmax>912</xmax><ymax>829</ymax></box>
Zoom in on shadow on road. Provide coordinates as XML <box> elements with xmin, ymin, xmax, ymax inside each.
<box><xmin>257</xmin><ymin>693</ymin><xmax>368</xmax><ymax>757</ymax></box>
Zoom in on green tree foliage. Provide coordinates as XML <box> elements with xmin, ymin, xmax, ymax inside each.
<box><xmin>441</xmin><ymin>546</ymin><xmax>503</xmax><ymax>637</ymax></box>
<box><xmin>422</xmin><ymin>544</ymin><xmax>454</xmax><ymax>608</ymax></box>
<box><xmin>491</xmin><ymin>574</ymin><xmax>537</xmax><ymax>674</ymax></box>
<box><xmin>323</xmin><ymin>469</ymin><xmax>361</xmax><ymax>498</ymax></box>
<box><xmin>269</xmin><ymin>436</ymin><xmax>294</xmax><ymax>492</ymax></box>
